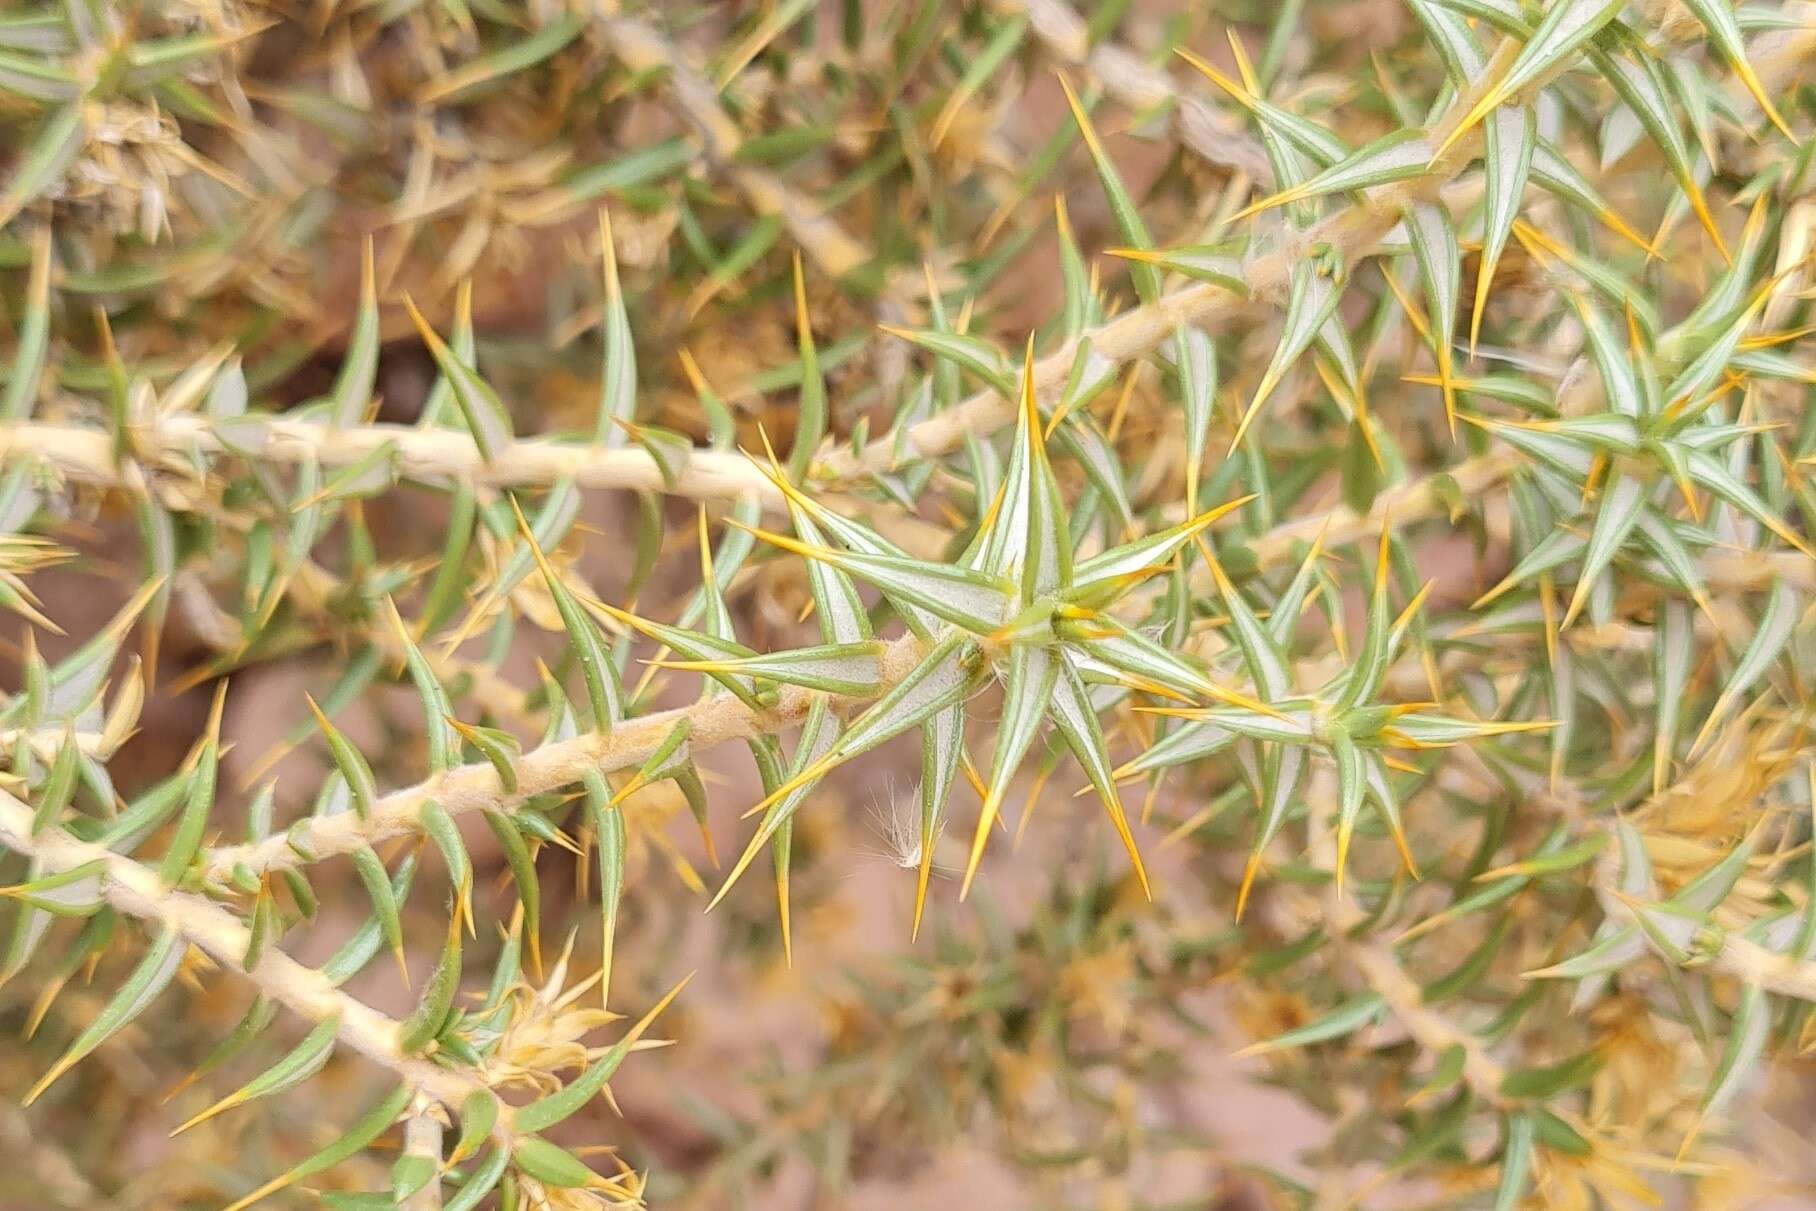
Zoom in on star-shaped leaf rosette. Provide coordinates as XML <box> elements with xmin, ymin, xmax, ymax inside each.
<box><xmin>593</xmin><ymin>344</ymin><xmax>1543</xmax><ymax>942</ymax></box>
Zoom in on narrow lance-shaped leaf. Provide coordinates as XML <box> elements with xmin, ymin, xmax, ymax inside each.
<box><xmin>305</xmin><ymin>693</ymin><xmax>376</xmax><ymax>822</ymax></box>
<box><xmin>158</xmin><ymin>683</ymin><xmax>226</xmax><ymax>883</ymax></box>
<box><xmin>403</xmin><ymin>293</ymin><xmax>515</xmax><ymax>461</ymax></box>
<box><xmin>1693</xmin><ymin>581</ymin><xmax>1797</xmax><ymax>753</ymax></box>
<box><xmin>1237</xmin><ymin>129</ymin><xmax>1433</xmax><ymax>219</ymax></box>
<box><xmin>1057</xmin><ymin>73</ymin><xmax>1158</xmax><ymax>305</ymax></box>
<box><xmin>786</xmin><ymin>252</ymin><xmax>825</xmax><ymax>482</ymax></box>
<box><xmin>327</xmin><ymin>239</ymin><xmax>378</xmax><ymax>427</ymax></box>
<box><xmin>171</xmin><ymin>1014</ymin><xmax>340</xmax><ymax>1136</ymax></box>
<box><xmin>0</xmin><ymin>100</ymin><xmax>85</xmax><ymax>231</ymax></box>
<box><xmin>484</xmin><ymin>810</ymin><xmax>543</xmax><ymax>976</ymax></box>
<box><xmin>1492</xmin><ymin>1113</ymin><xmax>1535</xmax><ymax>1211</ymax></box>
<box><xmin>585</xmin><ymin>770</ymin><xmax>625</xmax><ymax>1006</ymax></box>
<box><xmin>1234</xmin><ymin>992</ymin><xmax>1385</xmax><ymax>1057</ymax></box>
<box><xmin>962</xmin><ymin>643</ymin><xmax>1059</xmax><ymax>898</ymax></box>
<box><xmin>1562</xmin><ymin>473</ymin><xmax>1649</xmax><ymax>628</ymax></box>
<box><xmin>1437</xmin><ymin>0</ymin><xmax>1629</xmax><ymax>157</ymax></box>
<box><xmin>349</xmin><ymin>845</ymin><xmax>408</xmax><ymax>984</ymax></box>
<box><xmin>397</xmin><ymin>910</ymin><xmax>462</xmax><ymax>1053</ymax></box>
<box><xmin>420</xmin><ymin>799</ymin><xmax>473</xmax><ymax>936</ymax></box>
<box><xmin>1404</xmin><ymin>203</ymin><xmax>1461</xmax><ymax>432</ymax></box>
<box><xmin>597</xmin><ymin>208</ymin><xmax>636</xmax><ymax>444</ymax></box>
<box><xmin>513</xmin><ymin>498</ymin><xmax>625</xmax><ymax>729</ymax></box>
<box><xmin>736</xmin><ymin>523</ymin><xmax>1012</xmax><ymax>636</ymax></box>
<box><xmin>26</xmin><ymin>926</ymin><xmax>185</xmax><ymax>1103</ymax></box>
<box><xmin>220</xmin><ymin>1083</ymin><xmax>412</xmax><ymax>1211</ymax></box>
<box><xmin>1473</xmin><ymin>106</ymin><xmax>1536</xmax><ymax>353</ymax></box>
<box><xmin>2</xmin><ymin>228</ymin><xmax>51</xmax><ymax>422</ymax></box>
<box><xmin>1586</xmin><ymin>32</ymin><xmax>1728</xmax><ymax>258</ymax></box>
<box><xmin>1048</xmin><ymin>655</ymin><xmax>1149</xmax><ymax>896</ymax></box>
<box><xmin>914</xmin><ymin>699</ymin><xmax>965</xmax><ymax>939</ymax></box>
<box><xmin>1234</xmin><ymin>259</ymin><xmax>1345</xmax><ymax>450</ymax></box>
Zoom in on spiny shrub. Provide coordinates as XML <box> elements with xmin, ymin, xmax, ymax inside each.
<box><xmin>2</xmin><ymin>0</ymin><xmax>1815</xmax><ymax>1206</ymax></box>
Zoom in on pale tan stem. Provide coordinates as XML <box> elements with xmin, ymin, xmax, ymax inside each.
<box><xmin>199</xmin><ymin>634</ymin><xmax>932</xmax><ymax>882</ymax></box>
<box><xmin>0</xmin><ymin>789</ymin><xmax>501</xmax><ymax>1119</ymax></box>
<box><xmin>401</xmin><ymin>1109</ymin><xmax>446</xmax><ymax>1211</ymax></box>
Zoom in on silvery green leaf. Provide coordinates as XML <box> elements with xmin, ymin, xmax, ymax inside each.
<box><xmin>1059</xmin><ymin>74</ymin><xmax>1158</xmax><ymax>304</ymax></box>
<box><xmin>597</xmin><ymin>209</ymin><xmax>636</xmax><ymax>445</ymax></box>
<box><xmin>963</xmin><ymin>642</ymin><xmax>1059</xmax><ymax>892</ymax></box>
<box><xmin>913</xmin><ymin>699</ymin><xmax>966</xmax><ymax>935</ymax></box>
<box><xmin>1564</xmin><ymin>476</ymin><xmax>1649</xmax><ymax>626</ymax></box>
<box><xmin>1685</xmin><ymin>449</ymin><xmax>1809</xmax><ymax>553</ymax></box>
<box><xmin>1404</xmin><ymin>204</ymin><xmax>1460</xmax><ymax>420</ymax></box>
<box><xmin>349</xmin><ymin>844</ymin><xmax>406</xmax><ymax>980</ymax></box>
<box><xmin>326</xmin><ymin>242</ymin><xmax>379</xmax><ymax>428</ymax></box>
<box><xmin>1530</xmin><ymin>139</ymin><xmax>1653</xmax><ymax>252</ymax></box>
<box><xmin>1474</xmin><ymin>106</ymin><xmax>1535</xmax><ymax>350</ymax></box>
<box><xmin>1236</xmin><ymin>992</ymin><xmax>1383</xmax><ymax>1057</ymax></box>
<box><xmin>1177</xmin><ymin>48</ymin><xmax>1349</xmax><ymax>168</ymax></box>
<box><xmin>1112</xmin><ymin>717</ymin><xmax>1237</xmax><ymax>778</ymax></box>
<box><xmin>1587</xmin><ymin>31</ymin><xmax>1724</xmax><ymax>252</ymax></box>
<box><xmin>748</xmin><ymin>527</ymin><xmax>1012</xmax><ymax>635</ymax></box>
<box><xmin>1107</xmin><ymin>244</ymin><xmax>1251</xmax><ymax>295</ymax></box>
<box><xmin>1205</xmin><ymin>556</ymin><xmax>1293</xmax><ymax>700</ymax></box>
<box><xmin>1</xmin><ymin>858</ymin><xmax>105</xmax><ymax>917</ymax></box>
<box><xmin>1244</xmin><ymin>129</ymin><xmax>1431</xmax><ymax>218</ymax></box>
<box><xmin>1235</xmin><ymin>260</ymin><xmax>1345</xmax><ymax>449</ymax></box>
<box><xmin>1069</xmin><ymin>495</ymin><xmax>1252</xmax><ymax>606</ymax></box>
<box><xmin>1492</xmin><ymin>1114</ymin><xmax>1535</xmax><ymax>1211</ymax></box>
<box><xmin>1651</xmin><ymin>598</ymin><xmax>1693</xmax><ymax>790</ymax></box>
<box><xmin>1336</xmin><ymin>532</ymin><xmax>1395</xmax><ymax>708</ymax></box>
<box><xmin>1474</xmin><ymin>417</ymin><xmax>1597</xmax><ymax>479</ymax></box>
<box><xmin>659</xmin><ymin>641</ymin><xmax>885</xmax><ymax>697</ymax></box>
<box><xmin>1700</xmin><ymin>983</ymin><xmax>1770</xmax><ymax>1125</ymax></box>
<box><xmin>173</xmin><ymin>1015</ymin><xmax>340</xmax><ymax>1135</ymax></box>
<box><xmin>1448</xmin><ymin>0</ymin><xmax>1628</xmax><ymax>151</ymax></box>
<box><xmin>1675</xmin><ymin>0</ymin><xmax>1793</xmax><ymax>138</ymax></box>
<box><xmin>1053</xmin><ymin>416</ymin><xmax>1136</xmax><ymax>534</ymax></box>
<box><xmin>1406</xmin><ymin>0</ymin><xmax>1488</xmax><ymax>82</ymax></box>
<box><xmin>321</xmin><ymin>855</ymin><xmax>418</xmax><ymax>986</ymax></box>
<box><xmin>1693</xmin><ymin>581</ymin><xmax>1797</xmax><ymax>752</ymax></box>
<box><xmin>1241</xmin><ymin>742</ymin><xmax>1306</xmax><ymax>913</ymax></box>
<box><xmin>0</xmin><ymin>100</ymin><xmax>84</xmax><ymax>231</ymax></box>
<box><xmin>882</xmin><ymin>328</ymin><xmax>1014</xmax><ymax>397</ymax></box>
<box><xmin>406</xmin><ymin>296</ymin><xmax>514</xmax><ymax>462</ymax></box>
<box><xmin>786</xmin><ymin>254</ymin><xmax>826</xmax><ymax>481</ymax></box>
<box><xmin>27</xmin><ymin>926</ymin><xmax>184</xmax><ymax>1103</ymax></box>
<box><xmin>1175</xmin><ymin>327</ymin><xmax>1217</xmax><ymax>508</ymax></box>
<box><xmin>220</xmin><ymin>1084</ymin><xmax>412</xmax><ymax>1211</ymax></box>
<box><xmin>1049</xmin><ymin>655</ymin><xmax>1147</xmax><ymax>894</ymax></box>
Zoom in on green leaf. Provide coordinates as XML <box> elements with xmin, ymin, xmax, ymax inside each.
<box><xmin>26</xmin><ymin>926</ymin><xmax>184</xmax><ymax>1103</ymax></box>
<box><xmin>172</xmin><ymin>1014</ymin><xmax>340</xmax><ymax>1136</ymax></box>
<box><xmin>1491</xmin><ymin>1113</ymin><xmax>1535</xmax><ymax>1211</ymax></box>
<box><xmin>305</xmin><ymin>695</ymin><xmax>377</xmax><ymax>822</ymax></box>
<box><xmin>327</xmin><ymin>241</ymin><xmax>379</xmax><ymax>427</ymax></box>
<box><xmin>1499</xmin><ymin>1049</ymin><xmax>1600</xmax><ymax>1098</ymax></box>
<box><xmin>221</xmin><ymin>1083</ymin><xmax>411</xmax><ymax>1211</ymax></box>
<box><xmin>398</xmin><ymin>911</ymin><xmax>462</xmax><ymax>1054</ymax></box>
<box><xmin>0</xmin><ymin>100</ymin><xmax>84</xmax><ymax>230</ymax></box>
<box><xmin>350</xmin><ymin>845</ymin><xmax>407</xmax><ymax>983</ymax></box>
<box><xmin>1058</xmin><ymin>74</ymin><xmax>1158</xmax><ymax>304</ymax></box>
<box><xmin>1235</xmin><ymin>992</ymin><xmax>1384</xmax><ymax>1057</ymax></box>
